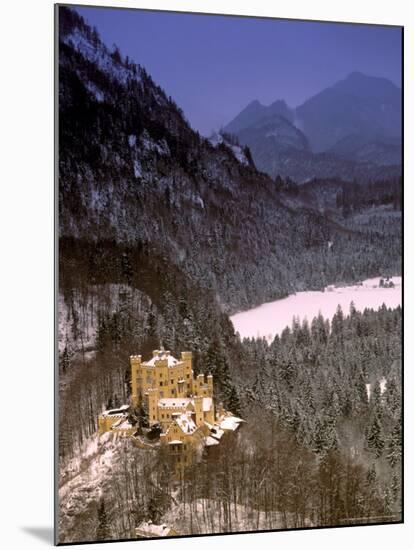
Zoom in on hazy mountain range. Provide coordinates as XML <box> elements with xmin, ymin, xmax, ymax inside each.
<box><xmin>223</xmin><ymin>72</ymin><xmax>401</xmax><ymax>182</ymax></box>
<box><xmin>59</xmin><ymin>7</ymin><xmax>401</xmax><ymax>320</ymax></box>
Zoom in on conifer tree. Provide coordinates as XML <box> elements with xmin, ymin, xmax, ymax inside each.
<box><xmin>366</xmin><ymin>415</ymin><xmax>385</xmax><ymax>458</ymax></box>
<box><xmin>96</xmin><ymin>499</ymin><xmax>111</xmax><ymax>541</ymax></box>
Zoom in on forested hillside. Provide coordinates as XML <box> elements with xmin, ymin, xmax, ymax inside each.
<box><xmin>59</xmin><ymin>306</ymin><xmax>402</xmax><ymax>543</ymax></box>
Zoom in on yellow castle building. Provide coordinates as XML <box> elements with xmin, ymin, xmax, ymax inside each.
<box><xmin>98</xmin><ymin>349</ymin><xmax>244</xmax><ymax>467</ymax></box>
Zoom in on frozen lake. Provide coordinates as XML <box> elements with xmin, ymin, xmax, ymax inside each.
<box><xmin>231</xmin><ymin>277</ymin><xmax>402</xmax><ymax>341</ymax></box>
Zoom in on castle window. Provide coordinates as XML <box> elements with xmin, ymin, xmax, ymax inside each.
<box><xmin>160</xmin><ymin>381</ymin><xmax>163</xmax><ymax>386</ymax></box>
<box><xmin>187</xmin><ymin>374</ymin><xmax>190</xmax><ymax>378</ymax></box>
<box><xmin>161</xmin><ymin>414</ymin><xmax>164</xmax><ymax>419</ymax></box>
<box><xmin>171</xmin><ymin>379</ymin><xmax>174</xmax><ymax>385</ymax></box>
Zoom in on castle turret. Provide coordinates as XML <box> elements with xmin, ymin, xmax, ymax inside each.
<box><xmin>147</xmin><ymin>388</ymin><xmax>159</xmax><ymax>426</ymax></box>
<box><xmin>207</xmin><ymin>374</ymin><xmax>213</xmax><ymax>396</ymax></box>
<box><xmin>194</xmin><ymin>395</ymin><xmax>203</xmax><ymax>426</ymax></box>
<box><xmin>130</xmin><ymin>354</ymin><xmax>142</xmax><ymax>408</ymax></box>
<box><xmin>181</xmin><ymin>351</ymin><xmax>193</xmax><ymax>392</ymax></box>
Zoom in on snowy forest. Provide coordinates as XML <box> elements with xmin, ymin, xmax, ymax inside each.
<box><xmin>57</xmin><ymin>7</ymin><xmax>402</xmax><ymax>544</ymax></box>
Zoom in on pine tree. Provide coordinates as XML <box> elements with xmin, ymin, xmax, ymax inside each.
<box><xmin>61</xmin><ymin>345</ymin><xmax>70</xmax><ymax>373</ymax></box>
<box><xmin>96</xmin><ymin>499</ymin><xmax>111</xmax><ymax>541</ymax></box>
<box><xmin>225</xmin><ymin>385</ymin><xmax>242</xmax><ymax>417</ymax></box>
<box><xmin>386</xmin><ymin>422</ymin><xmax>402</xmax><ymax>468</ymax></box>
<box><xmin>366</xmin><ymin>463</ymin><xmax>377</xmax><ymax>486</ymax></box>
<box><xmin>366</xmin><ymin>415</ymin><xmax>385</xmax><ymax>458</ymax></box>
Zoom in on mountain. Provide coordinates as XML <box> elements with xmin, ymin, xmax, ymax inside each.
<box><xmin>224</xmin><ymin>99</ymin><xmax>294</xmax><ymax>134</ymax></box>
<box><xmin>224</xmin><ymin>72</ymin><xmax>401</xmax><ymax>181</ymax></box>
<box><xmin>296</xmin><ymin>71</ymin><xmax>401</xmax><ymax>154</ymax></box>
<box><xmin>236</xmin><ymin>113</ymin><xmax>310</xmax><ymax>153</ymax></box>
<box><xmin>328</xmin><ymin>134</ymin><xmax>402</xmax><ymax>166</ymax></box>
<box><xmin>59</xmin><ymin>7</ymin><xmax>400</xmax><ymax>319</ymax></box>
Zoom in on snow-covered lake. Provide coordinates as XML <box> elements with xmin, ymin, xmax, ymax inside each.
<box><xmin>231</xmin><ymin>277</ymin><xmax>402</xmax><ymax>341</ymax></box>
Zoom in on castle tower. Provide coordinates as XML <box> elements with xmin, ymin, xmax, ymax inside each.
<box><xmin>130</xmin><ymin>355</ymin><xmax>142</xmax><ymax>408</ymax></box>
<box><xmin>147</xmin><ymin>388</ymin><xmax>159</xmax><ymax>426</ymax></box>
<box><xmin>207</xmin><ymin>374</ymin><xmax>213</xmax><ymax>396</ymax></box>
<box><xmin>194</xmin><ymin>395</ymin><xmax>204</xmax><ymax>426</ymax></box>
<box><xmin>181</xmin><ymin>351</ymin><xmax>193</xmax><ymax>392</ymax></box>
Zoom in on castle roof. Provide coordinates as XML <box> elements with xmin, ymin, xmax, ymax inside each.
<box><xmin>158</xmin><ymin>396</ymin><xmax>212</xmax><ymax>412</ymax></box>
<box><xmin>142</xmin><ymin>350</ymin><xmax>180</xmax><ymax>368</ymax></box>
<box><xmin>100</xmin><ymin>404</ymin><xmax>129</xmax><ymax>417</ymax></box>
<box><xmin>219</xmin><ymin>415</ymin><xmax>245</xmax><ymax>431</ymax></box>
<box><xmin>175</xmin><ymin>413</ymin><xmax>197</xmax><ymax>434</ymax></box>
<box><xmin>205</xmin><ymin>436</ymin><xmax>220</xmax><ymax>446</ymax></box>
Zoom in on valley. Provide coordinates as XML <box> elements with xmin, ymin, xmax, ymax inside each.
<box><xmin>231</xmin><ymin>276</ymin><xmax>402</xmax><ymax>341</ymax></box>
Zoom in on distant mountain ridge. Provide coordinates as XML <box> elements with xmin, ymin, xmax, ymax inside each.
<box><xmin>224</xmin><ymin>99</ymin><xmax>294</xmax><ymax>134</ymax></box>
<box><xmin>223</xmin><ymin>72</ymin><xmax>401</xmax><ymax>182</ymax></box>
<box><xmin>297</xmin><ymin>71</ymin><xmax>401</xmax><ymax>153</ymax></box>
<box><xmin>59</xmin><ymin>6</ymin><xmax>400</xmax><ymax>321</ymax></box>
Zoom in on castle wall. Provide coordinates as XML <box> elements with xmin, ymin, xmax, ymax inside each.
<box><xmin>130</xmin><ymin>354</ymin><xmax>142</xmax><ymax>408</ymax></box>
<box><xmin>147</xmin><ymin>388</ymin><xmax>159</xmax><ymax>425</ymax></box>
<box><xmin>127</xmin><ymin>350</ymin><xmax>219</xmax><ymax>469</ymax></box>
<box><xmin>98</xmin><ymin>413</ymin><xmax>127</xmax><ymax>434</ymax></box>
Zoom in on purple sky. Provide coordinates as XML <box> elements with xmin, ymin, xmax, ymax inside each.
<box><xmin>74</xmin><ymin>5</ymin><xmax>402</xmax><ymax>136</ymax></box>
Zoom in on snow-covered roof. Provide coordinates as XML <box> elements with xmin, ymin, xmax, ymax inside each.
<box><xmin>159</xmin><ymin>398</ymin><xmax>191</xmax><ymax>408</ymax></box>
<box><xmin>210</xmin><ymin>427</ymin><xmax>225</xmax><ymax>440</ymax></box>
<box><xmin>136</xmin><ymin>522</ymin><xmax>175</xmax><ymax>537</ymax></box>
<box><xmin>168</xmin><ymin>440</ymin><xmax>183</xmax><ymax>445</ymax></box>
<box><xmin>158</xmin><ymin>396</ymin><xmax>212</xmax><ymax>412</ymax></box>
<box><xmin>219</xmin><ymin>416</ymin><xmax>245</xmax><ymax>431</ymax></box>
<box><xmin>100</xmin><ymin>404</ymin><xmax>129</xmax><ymax>417</ymax></box>
<box><xmin>205</xmin><ymin>436</ymin><xmax>220</xmax><ymax>446</ymax></box>
<box><xmin>143</xmin><ymin>351</ymin><xmax>180</xmax><ymax>367</ymax></box>
<box><xmin>176</xmin><ymin>413</ymin><xmax>197</xmax><ymax>434</ymax></box>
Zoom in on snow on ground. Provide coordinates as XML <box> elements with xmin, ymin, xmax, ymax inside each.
<box><xmin>63</xmin><ymin>27</ymin><xmax>134</xmax><ymax>85</ymax></box>
<box><xmin>231</xmin><ymin>276</ymin><xmax>401</xmax><ymax>341</ymax></box>
<box><xmin>366</xmin><ymin>377</ymin><xmax>388</xmax><ymax>401</ymax></box>
<box><xmin>58</xmin><ymin>432</ymin><xmax>136</xmax><ymax>543</ymax></box>
<box><xmin>58</xmin><ymin>283</ymin><xmax>151</xmax><ymax>353</ymax></box>
<box><xmin>208</xmin><ymin>132</ymin><xmax>249</xmax><ymax>165</ymax></box>
<box><xmin>59</xmin><ymin>432</ymin><xmax>113</xmax><ymax>493</ymax></box>
<box><xmin>161</xmin><ymin>498</ymin><xmax>310</xmax><ymax>535</ymax></box>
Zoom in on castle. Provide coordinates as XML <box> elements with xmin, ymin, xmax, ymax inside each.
<box><xmin>98</xmin><ymin>350</ymin><xmax>243</xmax><ymax>468</ymax></box>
